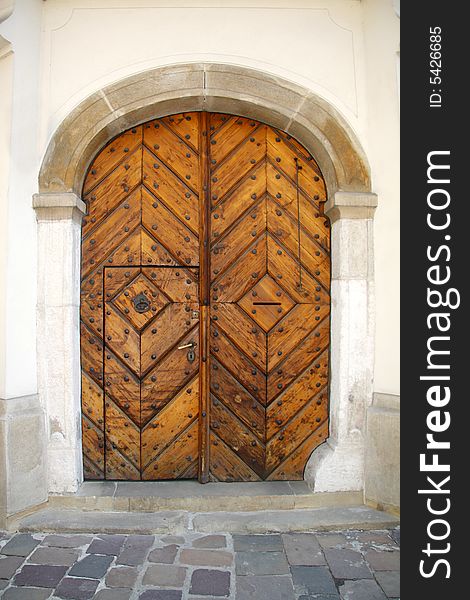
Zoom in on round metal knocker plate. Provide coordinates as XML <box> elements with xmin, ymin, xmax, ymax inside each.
<box><xmin>133</xmin><ymin>292</ymin><xmax>150</xmax><ymax>313</ymax></box>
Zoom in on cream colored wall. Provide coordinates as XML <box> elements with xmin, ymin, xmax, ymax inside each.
<box><xmin>0</xmin><ymin>0</ymin><xmax>400</xmax><ymax>398</ymax></box>
<box><xmin>0</xmin><ymin>37</ymin><xmax>13</xmax><ymax>398</ymax></box>
<box><xmin>0</xmin><ymin>0</ymin><xmax>41</xmax><ymax>400</ymax></box>
<box><xmin>362</xmin><ymin>0</ymin><xmax>400</xmax><ymax>395</ymax></box>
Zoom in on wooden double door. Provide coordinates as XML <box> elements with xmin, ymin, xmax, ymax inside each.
<box><xmin>80</xmin><ymin>112</ymin><xmax>331</xmax><ymax>482</ymax></box>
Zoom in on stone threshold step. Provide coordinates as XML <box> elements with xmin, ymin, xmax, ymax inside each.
<box><xmin>48</xmin><ymin>481</ymin><xmax>363</xmax><ymax>512</ymax></box>
<box><xmin>13</xmin><ymin>506</ymin><xmax>399</xmax><ymax>535</ymax></box>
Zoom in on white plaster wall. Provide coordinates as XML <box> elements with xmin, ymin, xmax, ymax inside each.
<box><xmin>362</xmin><ymin>0</ymin><xmax>400</xmax><ymax>394</ymax></box>
<box><xmin>0</xmin><ymin>35</ymin><xmax>13</xmax><ymax>398</ymax></box>
<box><xmin>0</xmin><ymin>0</ymin><xmax>400</xmax><ymax>400</ymax></box>
<box><xmin>0</xmin><ymin>0</ymin><xmax>42</xmax><ymax>400</ymax></box>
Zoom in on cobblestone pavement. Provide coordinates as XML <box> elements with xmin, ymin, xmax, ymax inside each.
<box><xmin>0</xmin><ymin>528</ymin><xmax>400</xmax><ymax>599</ymax></box>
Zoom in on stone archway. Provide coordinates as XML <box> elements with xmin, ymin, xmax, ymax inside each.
<box><xmin>34</xmin><ymin>63</ymin><xmax>376</xmax><ymax>495</ymax></box>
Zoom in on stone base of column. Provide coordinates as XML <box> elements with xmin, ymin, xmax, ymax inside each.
<box><xmin>305</xmin><ymin>435</ymin><xmax>365</xmax><ymax>492</ymax></box>
<box><xmin>0</xmin><ymin>394</ymin><xmax>48</xmax><ymax>528</ymax></box>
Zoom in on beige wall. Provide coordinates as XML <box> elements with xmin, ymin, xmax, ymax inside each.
<box><xmin>0</xmin><ymin>0</ymin><xmax>41</xmax><ymax>400</ymax></box>
<box><xmin>0</xmin><ymin>0</ymin><xmax>400</xmax><ymax>398</ymax></box>
<box><xmin>363</xmin><ymin>0</ymin><xmax>400</xmax><ymax>395</ymax></box>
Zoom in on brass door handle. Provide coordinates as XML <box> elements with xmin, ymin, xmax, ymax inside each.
<box><xmin>178</xmin><ymin>342</ymin><xmax>195</xmax><ymax>350</ymax></box>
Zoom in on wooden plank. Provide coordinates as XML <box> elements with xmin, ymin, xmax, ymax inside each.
<box><xmin>210</xmin><ymin>198</ymin><xmax>266</xmax><ymax>280</ymax></box>
<box><xmin>266</xmin><ymin>421</ymin><xmax>328</xmax><ymax>480</ymax></box>
<box><xmin>266</xmin><ymin>395</ymin><xmax>328</xmax><ymax>473</ymax></box>
<box><xmin>83</xmin><ymin>126</ymin><xmax>142</xmax><ymax>195</ymax></box>
<box><xmin>142</xmin><ymin>148</ymin><xmax>199</xmax><ymax>235</ymax></box>
<box><xmin>83</xmin><ymin>148</ymin><xmax>142</xmax><ymax>238</ymax></box>
<box><xmin>210</xmin><ymin>160</ymin><xmax>265</xmax><ymax>221</ymax></box>
<box><xmin>141</xmin><ymin>325</ymin><xmax>199</xmax><ymax>424</ymax></box>
<box><xmin>210</xmin><ymin>117</ymin><xmax>259</xmax><ymax>164</ymax></box>
<box><xmin>210</xmin><ymin>433</ymin><xmax>261</xmax><ymax>482</ymax></box>
<box><xmin>141</xmin><ymin>266</ymin><xmax>198</xmax><ymax>303</ymax></box>
<box><xmin>82</xmin><ymin>189</ymin><xmax>141</xmax><ymax>278</ymax></box>
<box><xmin>267</xmin><ymin>235</ymin><xmax>331</xmax><ymax>302</ymax></box>
<box><xmin>103</xmin><ymin>305</ymin><xmax>140</xmax><ymax>376</ymax></box>
<box><xmin>266</xmin><ymin>350</ymin><xmax>329</xmax><ymax>439</ymax></box>
<box><xmin>83</xmin><ymin>454</ymin><xmax>104</xmax><ymax>480</ymax></box>
<box><xmin>210</xmin><ymin>396</ymin><xmax>266</xmax><ymax>478</ymax></box>
<box><xmin>80</xmin><ymin>270</ymin><xmax>104</xmax><ymax>339</ymax></box>
<box><xmin>267</xmin><ymin>127</ymin><xmax>326</xmax><ymax>201</ymax></box>
<box><xmin>143</xmin><ymin>120</ymin><xmax>199</xmax><ymax>188</ymax></box>
<box><xmin>209</xmin><ymin>113</ymin><xmax>231</xmax><ymax>135</ymax></box>
<box><xmin>104</xmin><ymin>396</ymin><xmax>141</xmax><ymax>473</ymax></box>
<box><xmin>103</xmin><ymin>267</ymin><xmax>140</xmax><ymax>298</ymax></box>
<box><xmin>267</xmin><ymin>318</ymin><xmax>330</xmax><ymax>401</ymax></box>
<box><xmin>141</xmin><ymin>187</ymin><xmax>199</xmax><ymax>267</ymax></box>
<box><xmin>140</xmin><ymin>303</ymin><xmax>198</xmax><ymax>373</ymax></box>
<box><xmin>210</xmin><ymin>126</ymin><xmax>266</xmax><ymax>200</ymax></box>
<box><xmin>141</xmin><ymin>229</ymin><xmax>180</xmax><ymax>266</ymax></box>
<box><xmin>105</xmin><ymin>446</ymin><xmax>140</xmax><ymax>481</ymax></box>
<box><xmin>266</xmin><ymin>161</ymin><xmax>329</xmax><ymax>244</ymax></box>
<box><xmin>82</xmin><ymin>415</ymin><xmax>104</xmax><ymax>478</ymax></box>
<box><xmin>210</xmin><ymin>326</ymin><xmax>266</xmax><ymax>405</ymax></box>
<box><xmin>89</xmin><ymin>229</ymin><xmax>141</xmax><ymax>278</ymax></box>
<box><xmin>81</xmin><ymin>372</ymin><xmax>104</xmax><ymax>429</ymax></box>
<box><xmin>210</xmin><ymin>359</ymin><xmax>265</xmax><ymax>440</ymax></box>
<box><xmin>160</xmin><ymin>112</ymin><xmax>200</xmax><ymax>153</ymax></box>
<box><xmin>212</xmin><ymin>234</ymin><xmax>267</xmax><ymax>302</ymax></box>
<box><xmin>141</xmin><ymin>376</ymin><xmax>199</xmax><ymax>469</ymax></box>
<box><xmin>211</xmin><ymin>303</ymin><xmax>266</xmax><ymax>372</ymax></box>
<box><xmin>266</xmin><ymin>196</ymin><xmax>330</xmax><ymax>284</ymax></box>
<box><xmin>80</xmin><ymin>322</ymin><xmax>103</xmax><ymax>385</ymax></box>
<box><xmin>103</xmin><ymin>350</ymin><xmax>141</xmax><ymax>427</ymax></box>
<box><xmin>142</xmin><ymin>420</ymin><xmax>199</xmax><ymax>480</ymax></box>
<box><xmin>267</xmin><ymin>303</ymin><xmax>326</xmax><ymax>371</ymax></box>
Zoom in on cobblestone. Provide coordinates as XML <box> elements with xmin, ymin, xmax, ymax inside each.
<box><xmin>0</xmin><ymin>527</ymin><xmax>400</xmax><ymax>599</ymax></box>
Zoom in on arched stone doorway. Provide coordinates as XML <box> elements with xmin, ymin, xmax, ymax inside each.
<box><xmin>33</xmin><ymin>63</ymin><xmax>376</xmax><ymax>495</ymax></box>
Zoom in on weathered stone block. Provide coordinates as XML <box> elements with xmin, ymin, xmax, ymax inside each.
<box><xmin>180</xmin><ymin>548</ymin><xmax>233</xmax><ymax>567</ymax></box>
<box><xmin>339</xmin><ymin>579</ymin><xmax>387</xmax><ymax>600</ymax></box>
<box><xmin>189</xmin><ymin>568</ymin><xmax>231</xmax><ymax>597</ymax></box>
<box><xmin>68</xmin><ymin>554</ymin><xmax>113</xmax><ymax>579</ymax></box>
<box><xmin>1</xmin><ymin>534</ymin><xmax>40</xmax><ymax>557</ymax></box>
<box><xmin>236</xmin><ymin>574</ymin><xmax>296</xmax><ymax>600</ymax></box>
<box><xmin>54</xmin><ymin>576</ymin><xmax>99</xmax><ymax>599</ymax></box>
<box><xmin>28</xmin><ymin>546</ymin><xmax>79</xmax><ymax>566</ymax></box>
<box><xmin>324</xmin><ymin>548</ymin><xmax>372</xmax><ymax>579</ymax></box>
<box><xmin>142</xmin><ymin>564</ymin><xmax>186</xmax><ymax>587</ymax></box>
<box><xmin>105</xmin><ymin>566</ymin><xmax>139</xmax><ymax>589</ymax></box>
<box><xmin>236</xmin><ymin>551</ymin><xmax>289</xmax><ymax>576</ymax></box>
<box><xmin>282</xmin><ymin>533</ymin><xmax>326</xmax><ymax>566</ymax></box>
<box><xmin>233</xmin><ymin>534</ymin><xmax>283</xmax><ymax>552</ymax></box>
<box><xmin>14</xmin><ymin>564</ymin><xmax>67</xmax><ymax>587</ymax></box>
<box><xmin>290</xmin><ymin>566</ymin><xmax>337</xmax><ymax>596</ymax></box>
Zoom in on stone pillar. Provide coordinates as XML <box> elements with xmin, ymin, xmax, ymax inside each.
<box><xmin>33</xmin><ymin>193</ymin><xmax>86</xmax><ymax>494</ymax></box>
<box><xmin>305</xmin><ymin>191</ymin><xmax>378</xmax><ymax>492</ymax></box>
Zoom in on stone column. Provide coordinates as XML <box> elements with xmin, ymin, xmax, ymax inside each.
<box><xmin>33</xmin><ymin>193</ymin><xmax>86</xmax><ymax>494</ymax></box>
<box><xmin>305</xmin><ymin>191</ymin><xmax>378</xmax><ymax>492</ymax></box>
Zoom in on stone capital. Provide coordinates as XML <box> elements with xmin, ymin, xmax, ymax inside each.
<box><xmin>325</xmin><ymin>192</ymin><xmax>378</xmax><ymax>223</ymax></box>
<box><xmin>33</xmin><ymin>193</ymin><xmax>86</xmax><ymax>223</ymax></box>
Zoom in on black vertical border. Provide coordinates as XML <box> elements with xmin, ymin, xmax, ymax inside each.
<box><xmin>401</xmin><ymin>4</ymin><xmax>465</xmax><ymax>597</ymax></box>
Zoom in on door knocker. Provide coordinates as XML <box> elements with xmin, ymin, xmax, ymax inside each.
<box><xmin>133</xmin><ymin>292</ymin><xmax>150</xmax><ymax>313</ymax></box>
